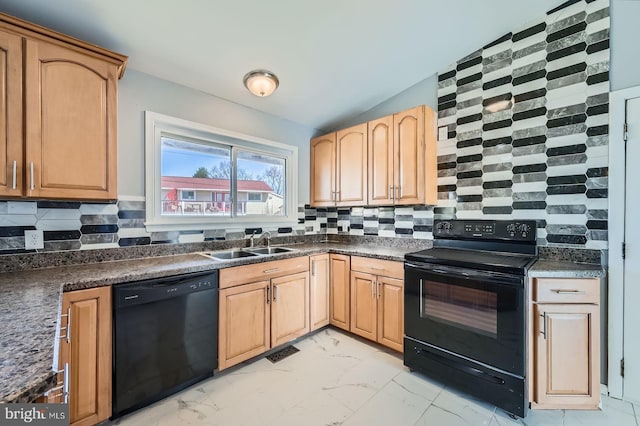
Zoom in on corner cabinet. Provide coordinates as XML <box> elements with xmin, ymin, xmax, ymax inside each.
<box><xmin>530</xmin><ymin>277</ymin><xmax>600</xmax><ymax>410</ymax></box>
<box><xmin>56</xmin><ymin>287</ymin><xmax>112</xmax><ymax>426</ymax></box>
<box><xmin>310</xmin><ymin>123</ymin><xmax>367</xmax><ymax>207</ymax></box>
<box><xmin>218</xmin><ymin>257</ymin><xmax>310</xmax><ymax>370</ymax></box>
<box><xmin>310</xmin><ymin>254</ymin><xmax>330</xmax><ymax>331</ymax></box>
<box><xmin>0</xmin><ymin>13</ymin><xmax>127</xmax><ymax>201</ymax></box>
<box><xmin>329</xmin><ymin>254</ymin><xmax>351</xmax><ymax>331</ymax></box>
<box><xmin>368</xmin><ymin>106</ymin><xmax>437</xmax><ymax>206</ymax></box>
<box><xmin>350</xmin><ymin>256</ymin><xmax>404</xmax><ymax>352</ymax></box>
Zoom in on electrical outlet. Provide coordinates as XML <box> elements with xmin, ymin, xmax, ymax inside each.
<box><xmin>25</xmin><ymin>230</ymin><xmax>44</xmax><ymax>250</ymax></box>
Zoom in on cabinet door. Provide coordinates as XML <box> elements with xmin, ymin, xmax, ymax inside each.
<box><xmin>60</xmin><ymin>286</ymin><xmax>111</xmax><ymax>426</ymax></box>
<box><xmin>368</xmin><ymin>115</ymin><xmax>394</xmax><ymax>205</ymax></box>
<box><xmin>336</xmin><ymin>123</ymin><xmax>367</xmax><ymax>206</ymax></box>
<box><xmin>534</xmin><ymin>303</ymin><xmax>600</xmax><ymax>409</ymax></box>
<box><xmin>329</xmin><ymin>254</ymin><xmax>351</xmax><ymax>331</ymax></box>
<box><xmin>0</xmin><ymin>29</ymin><xmax>23</xmax><ymax>197</ymax></box>
<box><xmin>24</xmin><ymin>38</ymin><xmax>118</xmax><ymax>200</ymax></box>
<box><xmin>219</xmin><ymin>281</ymin><xmax>270</xmax><ymax>370</ymax></box>
<box><xmin>310</xmin><ymin>133</ymin><xmax>336</xmax><ymax>207</ymax></box>
<box><xmin>310</xmin><ymin>254</ymin><xmax>330</xmax><ymax>331</ymax></box>
<box><xmin>393</xmin><ymin>106</ymin><xmax>424</xmax><ymax>205</ymax></box>
<box><xmin>377</xmin><ymin>276</ymin><xmax>404</xmax><ymax>352</ymax></box>
<box><xmin>350</xmin><ymin>271</ymin><xmax>377</xmax><ymax>342</ymax></box>
<box><xmin>271</xmin><ymin>272</ymin><xmax>310</xmax><ymax>346</ymax></box>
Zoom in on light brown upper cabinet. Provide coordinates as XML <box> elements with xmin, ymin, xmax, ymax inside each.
<box><xmin>368</xmin><ymin>105</ymin><xmax>437</xmax><ymax>206</ymax></box>
<box><xmin>310</xmin><ymin>123</ymin><xmax>367</xmax><ymax>207</ymax></box>
<box><xmin>0</xmin><ymin>14</ymin><xmax>127</xmax><ymax>201</ymax></box>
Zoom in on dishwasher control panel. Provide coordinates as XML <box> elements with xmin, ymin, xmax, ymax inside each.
<box><xmin>114</xmin><ymin>270</ymin><xmax>219</xmax><ymax>309</ymax></box>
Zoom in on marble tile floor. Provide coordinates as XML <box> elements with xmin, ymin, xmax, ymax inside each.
<box><xmin>112</xmin><ymin>328</ymin><xmax>639</xmax><ymax>426</ymax></box>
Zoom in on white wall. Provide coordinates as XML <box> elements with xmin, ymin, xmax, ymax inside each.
<box><xmin>610</xmin><ymin>0</ymin><xmax>640</xmax><ymax>91</ymax></box>
<box><xmin>327</xmin><ymin>74</ymin><xmax>438</xmax><ymax>131</ymax></box>
<box><xmin>117</xmin><ymin>70</ymin><xmax>316</xmax><ymax>203</ymax></box>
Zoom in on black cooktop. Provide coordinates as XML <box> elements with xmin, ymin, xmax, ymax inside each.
<box><xmin>405</xmin><ymin>247</ymin><xmax>537</xmax><ymax>275</ymax></box>
<box><xmin>405</xmin><ymin>219</ymin><xmax>539</xmax><ymax>275</ymax></box>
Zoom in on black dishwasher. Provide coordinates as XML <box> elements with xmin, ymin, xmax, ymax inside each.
<box><xmin>112</xmin><ymin>270</ymin><xmax>218</xmax><ymax>419</ymax></box>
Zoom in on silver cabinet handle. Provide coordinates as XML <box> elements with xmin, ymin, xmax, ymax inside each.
<box><xmin>29</xmin><ymin>162</ymin><xmax>34</xmax><ymax>191</ymax></box>
<box><xmin>263</xmin><ymin>268</ymin><xmax>280</xmax><ymax>274</ymax></box>
<box><xmin>389</xmin><ymin>187</ymin><xmax>393</xmax><ymax>199</ymax></box>
<box><xmin>311</xmin><ymin>260</ymin><xmax>316</xmax><ymax>277</ymax></box>
<box><xmin>394</xmin><ymin>186</ymin><xmax>399</xmax><ymax>200</ymax></box>
<box><xmin>266</xmin><ymin>286</ymin><xmax>270</xmax><ymax>304</ymax></box>
<box><xmin>377</xmin><ymin>281</ymin><xmax>381</xmax><ymax>299</ymax></box>
<box><xmin>273</xmin><ymin>285</ymin><xmax>278</xmax><ymax>302</ymax></box>
<box><xmin>63</xmin><ymin>362</ymin><xmax>69</xmax><ymax>404</ymax></box>
<box><xmin>12</xmin><ymin>160</ymin><xmax>16</xmax><ymax>190</ymax></box>
<box><xmin>540</xmin><ymin>312</ymin><xmax>547</xmax><ymax>340</ymax></box>
<box><xmin>371</xmin><ymin>280</ymin><xmax>375</xmax><ymax>298</ymax></box>
<box><xmin>551</xmin><ymin>289</ymin><xmax>584</xmax><ymax>294</ymax></box>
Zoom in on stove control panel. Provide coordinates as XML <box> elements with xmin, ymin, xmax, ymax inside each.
<box><xmin>434</xmin><ymin>219</ymin><xmax>537</xmax><ymax>242</ymax></box>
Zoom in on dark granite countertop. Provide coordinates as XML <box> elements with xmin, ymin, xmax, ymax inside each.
<box><xmin>0</xmin><ymin>241</ymin><xmax>424</xmax><ymax>403</ymax></box>
<box><xmin>529</xmin><ymin>259</ymin><xmax>605</xmax><ymax>278</ymax></box>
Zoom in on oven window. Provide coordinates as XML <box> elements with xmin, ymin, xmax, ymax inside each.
<box><xmin>421</xmin><ymin>281</ymin><xmax>497</xmax><ymax>337</ymax></box>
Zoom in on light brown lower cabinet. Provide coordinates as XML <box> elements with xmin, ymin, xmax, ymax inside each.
<box><xmin>329</xmin><ymin>254</ymin><xmax>351</xmax><ymax>331</ymax></box>
<box><xmin>310</xmin><ymin>254</ymin><xmax>330</xmax><ymax>331</ymax></box>
<box><xmin>218</xmin><ymin>268</ymin><xmax>310</xmax><ymax>370</ymax></box>
<box><xmin>48</xmin><ymin>287</ymin><xmax>112</xmax><ymax>426</ymax></box>
<box><xmin>530</xmin><ymin>277</ymin><xmax>600</xmax><ymax>410</ymax></box>
<box><xmin>350</xmin><ymin>257</ymin><xmax>404</xmax><ymax>352</ymax></box>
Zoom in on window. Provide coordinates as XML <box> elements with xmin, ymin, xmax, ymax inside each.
<box><xmin>180</xmin><ymin>190</ymin><xmax>195</xmax><ymax>200</ymax></box>
<box><xmin>145</xmin><ymin>112</ymin><xmax>298</xmax><ymax>231</ymax></box>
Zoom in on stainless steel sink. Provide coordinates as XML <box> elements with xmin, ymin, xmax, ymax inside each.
<box><xmin>245</xmin><ymin>247</ymin><xmax>296</xmax><ymax>255</ymax></box>
<box><xmin>202</xmin><ymin>250</ymin><xmax>260</xmax><ymax>260</ymax></box>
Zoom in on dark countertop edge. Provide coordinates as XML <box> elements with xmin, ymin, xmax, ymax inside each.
<box><xmin>4</xmin><ymin>372</ymin><xmax>58</xmax><ymax>403</ymax></box>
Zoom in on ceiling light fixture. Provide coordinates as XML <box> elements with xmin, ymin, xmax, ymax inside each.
<box><xmin>243</xmin><ymin>70</ymin><xmax>279</xmax><ymax>97</ymax></box>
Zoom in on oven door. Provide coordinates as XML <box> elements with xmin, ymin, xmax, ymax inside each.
<box><xmin>405</xmin><ymin>262</ymin><xmax>525</xmax><ymax>376</ymax></box>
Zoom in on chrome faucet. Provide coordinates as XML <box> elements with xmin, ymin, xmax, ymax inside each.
<box><xmin>263</xmin><ymin>231</ymin><xmax>272</xmax><ymax>247</ymax></box>
<box><xmin>249</xmin><ymin>231</ymin><xmax>257</xmax><ymax>248</ymax></box>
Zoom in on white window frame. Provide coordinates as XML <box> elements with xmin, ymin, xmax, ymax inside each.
<box><xmin>144</xmin><ymin>111</ymin><xmax>298</xmax><ymax>232</ymax></box>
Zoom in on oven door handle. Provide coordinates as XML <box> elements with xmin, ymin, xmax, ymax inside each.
<box><xmin>406</xmin><ymin>263</ymin><xmax>523</xmax><ymax>286</ymax></box>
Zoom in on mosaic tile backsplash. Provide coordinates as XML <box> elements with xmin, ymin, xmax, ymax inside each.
<box><xmin>0</xmin><ymin>0</ymin><xmax>610</xmax><ymax>255</ymax></box>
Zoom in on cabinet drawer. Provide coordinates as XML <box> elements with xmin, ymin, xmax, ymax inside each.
<box><xmin>533</xmin><ymin>278</ymin><xmax>599</xmax><ymax>304</ymax></box>
<box><xmin>351</xmin><ymin>256</ymin><xmax>403</xmax><ymax>280</ymax></box>
<box><xmin>220</xmin><ymin>256</ymin><xmax>309</xmax><ymax>289</ymax></box>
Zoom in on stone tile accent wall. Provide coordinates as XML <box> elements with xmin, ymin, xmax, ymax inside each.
<box><xmin>435</xmin><ymin>0</ymin><xmax>609</xmax><ymax>250</ymax></box>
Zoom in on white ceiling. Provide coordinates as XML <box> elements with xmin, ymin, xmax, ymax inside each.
<box><xmin>2</xmin><ymin>0</ymin><xmax>563</xmax><ymax>131</ymax></box>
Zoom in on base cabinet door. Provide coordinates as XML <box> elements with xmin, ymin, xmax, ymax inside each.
<box><xmin>218</xmin><ymin>281</ymin><xmax>271</xmax><ymax>370</ymax></box>
<box><xmin>271</xmin><ymin>272</ymin><xmax>310</xmax><ymax>347</ymax></box>
<box><xmin>377</xmin><ymin>276</ymin><xmax>404</xmax><ymax>352</ymax></box>
<box><xmin>59</xmin><ymin>287</ymin><xmax>111</xmax><ymax>426</ymax></box>
<box><xmin>350</xmin><ymin>271</ymin><xmax>377</xmax><ymax>341</ymax></box>
<box><xmin>534</xmin><ymin>303</ymin><xmax>600</xmax><ymax>409</ymax></box>
<box><xmin>310</xmin><ymin>254</ymin><xmax>330</xmax><ymax>331</ymax></box>
<box><xmin>329</xmin><ymin>254</ymin><xmax>351</xmax><ymax>330</ymax></box>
